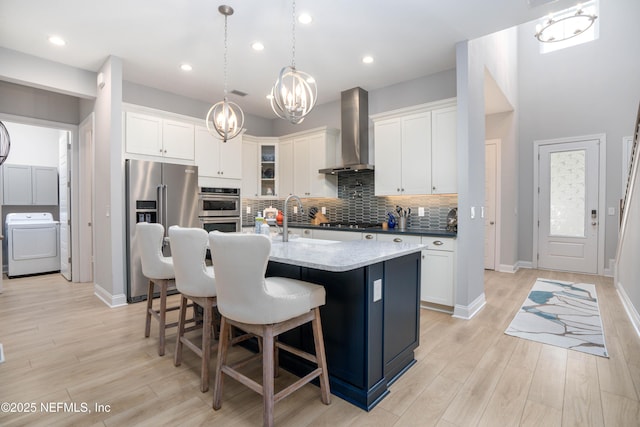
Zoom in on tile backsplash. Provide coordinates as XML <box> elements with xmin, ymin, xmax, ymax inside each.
<box><xmin>242</xmin><ymin>170</ymin><xmax>457</xmax><ymax>230</ymax></box>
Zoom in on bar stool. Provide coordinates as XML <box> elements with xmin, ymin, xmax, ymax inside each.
<box><xmin>209</xmin><ymin>232</ymin><xmax>331</xmax><ymax>427</ymax></box>
<box><xmin>137</xmin><ymin>222</ymin><xmax>178</xmax><ymax>356</ymax></box>
<box><xmin>168</xmin><ymin>226</ymin><xmax>218</xmax><ymax>393</ymax></box>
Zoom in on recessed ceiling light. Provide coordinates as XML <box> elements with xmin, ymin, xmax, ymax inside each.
<box><xmin>298</xmin><ymin>13</ymin><xmax>312</xmax><ymax>24</ymax></box>
<box><xmin>180</xmin><ymin>63</ymin><xmax>193</xmax><ymax>71</ymax></box>
<box><xmin>48</xmin><ymin>35</ymin><xmax>66</xmax><ymax>46</ymax></box>
<box><xmin>362</xmin><ymin>55</ymin><xmax>374</xmax><ymax>64</ymax></box>
<box><xmin>251</xmin><ymin>41</ymin><xmax>265</xmax><ymax>51</ymax></box>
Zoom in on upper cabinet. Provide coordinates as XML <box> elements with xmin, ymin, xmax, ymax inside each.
<box><xmin>291</xmin><ymin>128</ymin><xmax>338</xmax><ymax>198</ymax></box>
<box><xmin>125</xmin><ymin>110</ymin><xmax>194</xmax><ymax>161</ymax></box>
<box><xmin>241</xmin><ymin>128</ymin><xmax>338</xmax><ymax>199</ymax></box>
<box><xmin>374</xmin><ymin>112</ymin><xmax>432</xmax><ymax>196</ymax></box>
<box><xmin>242</xmin><ymin>136</ymin><xmax>280</xmax><ymax>198</ymax></box>
<box><xmin>372</xmin><ymin>99</ymin><xmax>457</xmax><ymax>196</ymax></box>
<box><xmin>3</xmin><ymin>164</ymin><xmax>58</xmax><ymax>205</ymax></box>
<box><xmin>431</xmin><ymin>106</ymin><xmax>457</xmax><ymax>194</ymax></box>
<box><xmin>194</xmin><ymin>126</ymin><xmax>242</xmax><ymax>181</ymax></box>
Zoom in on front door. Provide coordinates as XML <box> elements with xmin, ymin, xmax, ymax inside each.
<box><xmin>537</xmin><ymin>139</ymin><xmax>600</xmax><ymax>273</ymax></box>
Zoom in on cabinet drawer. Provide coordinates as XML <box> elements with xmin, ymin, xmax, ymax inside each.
<box><xmin>377</xmin><ymin>234</ymin><xmax>421</xmax><ymax>244</ymax></box>
<box><xmin>421</xmin><ymin>236</ymin><xmax>455</xmax><ymax>251</ymax></box>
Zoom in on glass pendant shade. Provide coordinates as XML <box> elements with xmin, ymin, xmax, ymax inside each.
<box><xmin>0</xmin><ymin>121</ymin><xmax>11</xmax><ymax>165</ymax></box>
<box><xmin>271</xmin><ymin>66</ymin><xmax>317</xmax><ymax>124</ymax></box>
<box><xmin>206</xmin><ymin>98</ymin><xmax>244</xmax><ymax>142</ymax></box>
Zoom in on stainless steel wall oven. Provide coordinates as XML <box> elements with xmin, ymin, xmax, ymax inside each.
<box><xmin>198</xmin><ymin>187</ymin><xmax>241</xmax><ymax>233</ymax></box>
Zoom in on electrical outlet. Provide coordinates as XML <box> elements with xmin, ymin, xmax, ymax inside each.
<box><xmin>246</xmin><ymin>206</ymin><xmax>251</xmax><ymax>214</ymax></box>
<box><xmin>293</xmin><ymin>206</ymin><xmax>298</xmax><ymax>214</ymax></box>
<box><xmin>321</xmin><ymin>206</ymin><xmax>326</xmax><ymax>214</ymax></box>
<box><xmin>418</xmin><ymin>207</ymin><xmax>425</xmax><ymax>217</ymax></box>
<box><xmin>373</xmin><ymin>279</ymin><xmax>382</xmax><ymax>302</ymax></box>
<box><xmin>470</xmin><ymin>206</ymin><xmax>476</xmax><ymax>219</ymax></box>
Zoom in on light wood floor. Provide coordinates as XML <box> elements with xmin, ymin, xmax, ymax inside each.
<box><xmin>1</xmin><ymin>269</ymin><xmax>639</xmax><ymax>426</ymax></box>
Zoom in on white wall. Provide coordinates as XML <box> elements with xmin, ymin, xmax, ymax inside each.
<box><xmin>2</xmin><ymin>122</ymin><xmax>61</xmax><ymax>166</ymax></box>
<box><xmin>517</xmin><ymin>0</ymin><xmax>640</xmax><ymax>269</ymax></box>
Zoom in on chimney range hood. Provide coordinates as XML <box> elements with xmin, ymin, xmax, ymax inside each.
<box><xmin>319</xmin><ymin>87</ymin><xmax>374</xmax><ymax>174</ymax></box>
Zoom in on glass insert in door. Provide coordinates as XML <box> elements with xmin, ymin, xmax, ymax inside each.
<box><xmin>549</xmin><ymin>149</ymin><xmax>585</xmax><ymax>237</ymax></box>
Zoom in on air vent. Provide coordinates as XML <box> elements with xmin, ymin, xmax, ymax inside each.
<box><xmin>230</xmin><ymin>89</ymin><xmax>247</xmax><ymax>97</ymax></box>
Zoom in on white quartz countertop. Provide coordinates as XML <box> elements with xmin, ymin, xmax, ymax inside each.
<box><xmin>269</xmin><ymin>237</ymin><xmax>425</xmax><ymax>272</ymax></box>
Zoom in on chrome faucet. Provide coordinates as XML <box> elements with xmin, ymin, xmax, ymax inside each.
<box><xmin>283</xmin><ymin>194</ymin><xmax>304</xmax><ymax>242</ymax></box>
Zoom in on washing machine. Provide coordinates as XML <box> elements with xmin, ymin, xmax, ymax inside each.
<box><xmin>5</xmin><ymin>213</ymin><xmax>60</xmax><ymax>278</ymax></box>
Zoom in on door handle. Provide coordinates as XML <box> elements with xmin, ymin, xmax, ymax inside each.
<box><xmin>592</xmin><ymin>221</ymin><xmax>597</xmax><ymax>226</ymax></box>
<box><xmin>490</xmin><ymin>221</ymin><xmax>495</xmax><ymax>225</ymax></box>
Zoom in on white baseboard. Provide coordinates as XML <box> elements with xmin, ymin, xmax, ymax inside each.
<box><xmin>452</xmin><ymin>292</ymin><xmax>486</xmax><ymax>320</ymax></box>
<box><xmin>616</xmin><ymin>281</ymin><xmax>640</xmax><ymax>339</ymax></box>
<box><xmin>603</xmin><ymin>258</ymin><xmax>616</xmax><ymax>277</ymax></box>
<box><xmin>516</xmin><ymin>261</ymin><xmax>533</xmax><ymax>270</ymax></box>
<box><xmin>497</xmin><ymin>263</ymin><xmax>518</xmax><ymax>273</ymax></box>
<box><xmin>94</xmin><ymin>284</ymin><xmax>128</xmax><ymax>308</ymax></box>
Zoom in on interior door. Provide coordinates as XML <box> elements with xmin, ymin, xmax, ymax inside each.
<box><xmin>59</xmin><ymin>131</ymin><xmax>71</xmax><ymax>280</ymax></box>
<box><xmin>79</xmin><ymin>118</ymin><xmax>94</xmax><ymax>282</ymax></box>
<box><xmin>484</xmin><ymin>141</ymin><xmax>498</xmax><ymax>270</ymax></box>
<box><xmin>537</xmin><ymin>140</ymin><xmax>599</xmax><ymax>273</ymax></box>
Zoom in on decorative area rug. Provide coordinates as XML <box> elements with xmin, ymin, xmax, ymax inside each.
<box><xmin>505</xmin><ymin>278</ymin><xmax>608</xmax><ymax>357</ymax></box>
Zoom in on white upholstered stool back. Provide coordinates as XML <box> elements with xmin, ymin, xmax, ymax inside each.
<box><xmin>137</xmin><ymin>222</ymin><xmax>174</xmax><ymax>280</ymax></box>
<box><xmin>168</xmin><ymin>226</ymin><xmax>215</xmax><ymax>298</ymax></box>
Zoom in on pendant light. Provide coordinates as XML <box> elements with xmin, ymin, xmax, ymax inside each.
<box><xmin>270</xmin><ymin>0</ymin><xmax>317</xmax><ymax>124</ymax></box>
<box><xmin>0</xmin><ymin>121</ymin><xmax>11</xmax><ymax>165</ymax></box>
<box><xmin>535</xmin><ymin>4</ymin><xmax>598</xmax><ymax>43</ymax></box>
<box><xmin>206</xmin><ymin>5</ymin><xmax>244</xmax><ymax>142</ymax></box>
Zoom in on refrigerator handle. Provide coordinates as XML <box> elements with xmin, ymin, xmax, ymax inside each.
<box><xmin>157</xmin><ymin>184</ymin><xmax>164</xmax><ymax>227</ymax></box>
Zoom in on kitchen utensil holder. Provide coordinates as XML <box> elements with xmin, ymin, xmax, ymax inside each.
<box><xmin>398</xmin><ymin>217</ymin><xmax>407</xmax><ymax>230</ymax></box>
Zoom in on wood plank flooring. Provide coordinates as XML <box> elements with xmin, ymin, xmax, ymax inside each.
<box><xmin>1</xmin><ymin>269</ymin><xmax>639</xmax><ymax>426</ymax></box>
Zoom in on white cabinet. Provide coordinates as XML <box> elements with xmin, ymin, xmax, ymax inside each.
<box><xmin>312</xmin><ymin>229</ymin><xmax>361</xmax><ymax>241</ymax></box>
<box><xmin>376</xmin><ymin>233</ymin><xmax>421</xmax><ymax>244</ymax></box>
<box><xmin>372</xmin><ymin>99</ymin><xmax>457</xmax><ymax>196</ymax></box>
<box><xmin>2</xmin><ymin>164</ymin><xmax>58</xmax><ymax>205</ymax></box>
<box><xmin>431</xmin><ymin>106</ymin><xmax>457</xmax><ymax>194</ymax></box>
<box><xmin>125</xmin><ymin>111</ymin><xmax>194</xmax><ymax>160</ymax></box>
<box><xmin>373</xmin><ymin>113</ymin><xmax>431</xmax><ymax>196</ymax></box>
<box><xmin>195</xmin><ymin>126</ymin><xmax>242</xmax><ymax>180</ymax></box>
<box><xmin>291</xmin><ymin>128</ymin><xmax>338</xmax><ymax>198</ymax></box>
<box><xmin>420</xmin><ymin>236</ymin><xmax>456</xmax><ymax>307</ymax></box>
<box><xmin>279</xmin><ymin>139</ymin><xmax>294</xmax><ymax>197</ymax></box>
<box><xmin>242</xmin><ymin>136</ymin><xmax>280</xmax><ymax>198</ymax></box>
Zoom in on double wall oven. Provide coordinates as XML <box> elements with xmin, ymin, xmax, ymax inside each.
<box><xmin>199</xmin><ymin>187</ymin><xmax>241</xmax><ymax>233</ymax></box>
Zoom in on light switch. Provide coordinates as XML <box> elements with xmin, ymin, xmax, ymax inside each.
<box><xmin>418</xmin><ymin>207</ymin><xmax>425</xmax><ymax>217</ymax></box>
<box><xmin>373</xmin><ymin>279</ymin><xmax>382</xmax><ymax>302</ymax></box>
<box><xmin>321</xmin><ymin>206</ymin><xmax>326</xmax><ymax>214</ymax></box>
<box><xmin>246</xmin><ymin>206</ymin><xmax>251</xmax><ymax>214</ymax></box>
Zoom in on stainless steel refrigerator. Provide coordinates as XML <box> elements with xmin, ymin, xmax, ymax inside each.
<box><xmin>125</xmin><ymin>159</ymin><xmax>199</xmax><ymax>302</ymax></box>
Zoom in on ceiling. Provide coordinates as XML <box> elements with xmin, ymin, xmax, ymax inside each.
<box><xmin>0</xmin><ymin>0</ymin><xmax>574</xmax><ymax>119</ymax></box>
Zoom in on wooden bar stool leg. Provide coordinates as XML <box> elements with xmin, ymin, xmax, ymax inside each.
<box><xmin>262</xmin><ymin>325</ymin><xmax>275</xmax><ymax>427</ymax></box>
<box><xmin>158</xmin><ymin>280</ymin><xmax>168</xmax><ymax>356</ymax></box>
<box><xmin>213</xmin><ymin>317</ymin><xmax>230</xmax><ymax>410</ymax></box>
<box><xmin>312</xmin><ymin>308</ymin><xmax>331</xmax><ymax>405</ymax></box>
<box><xmin>174</xmin><ymin>296</ymin><xmax>188</xmax><ymax>367</ymax></box>
<box><xmin>145</xmin><ymin>280</ymin><xmax>154</xmax><ymax>338</ymax></box>
<box><xmin>201</xmin><ymin>301</ymin><xmax>213</xmax><ymax>393</ymax></box>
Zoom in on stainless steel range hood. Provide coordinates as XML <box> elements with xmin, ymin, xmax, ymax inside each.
<box><xmin>319</xmin><ymin>87</ymin><xmax>374</xmax><ymax>174</ymax></box>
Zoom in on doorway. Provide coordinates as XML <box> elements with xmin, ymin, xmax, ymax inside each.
<box><xmin>534</xmin><ymin>135</ymin><xmax>606</xmax><ymax>274</ymax></box>
<box><xmin>78</xmin><ymin>115</ymin><xmax>94</xmax><ymax>282</ymax></box>
<box><xmin>484</xmin><ymin>139</ymin><xmax>501</xmax><ymax>270</ymax></box>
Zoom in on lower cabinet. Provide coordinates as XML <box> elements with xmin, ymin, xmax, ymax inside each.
<box><xmin>420</xmin><ymin>237</ymin><xmax>456</xmax><ymax>307</ymax></box>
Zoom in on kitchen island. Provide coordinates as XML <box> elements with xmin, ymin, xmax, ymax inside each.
<box><xmin>266</xmin><ymin>237</ymin><xmax>424</xmax><ymax>410</ymax></box>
